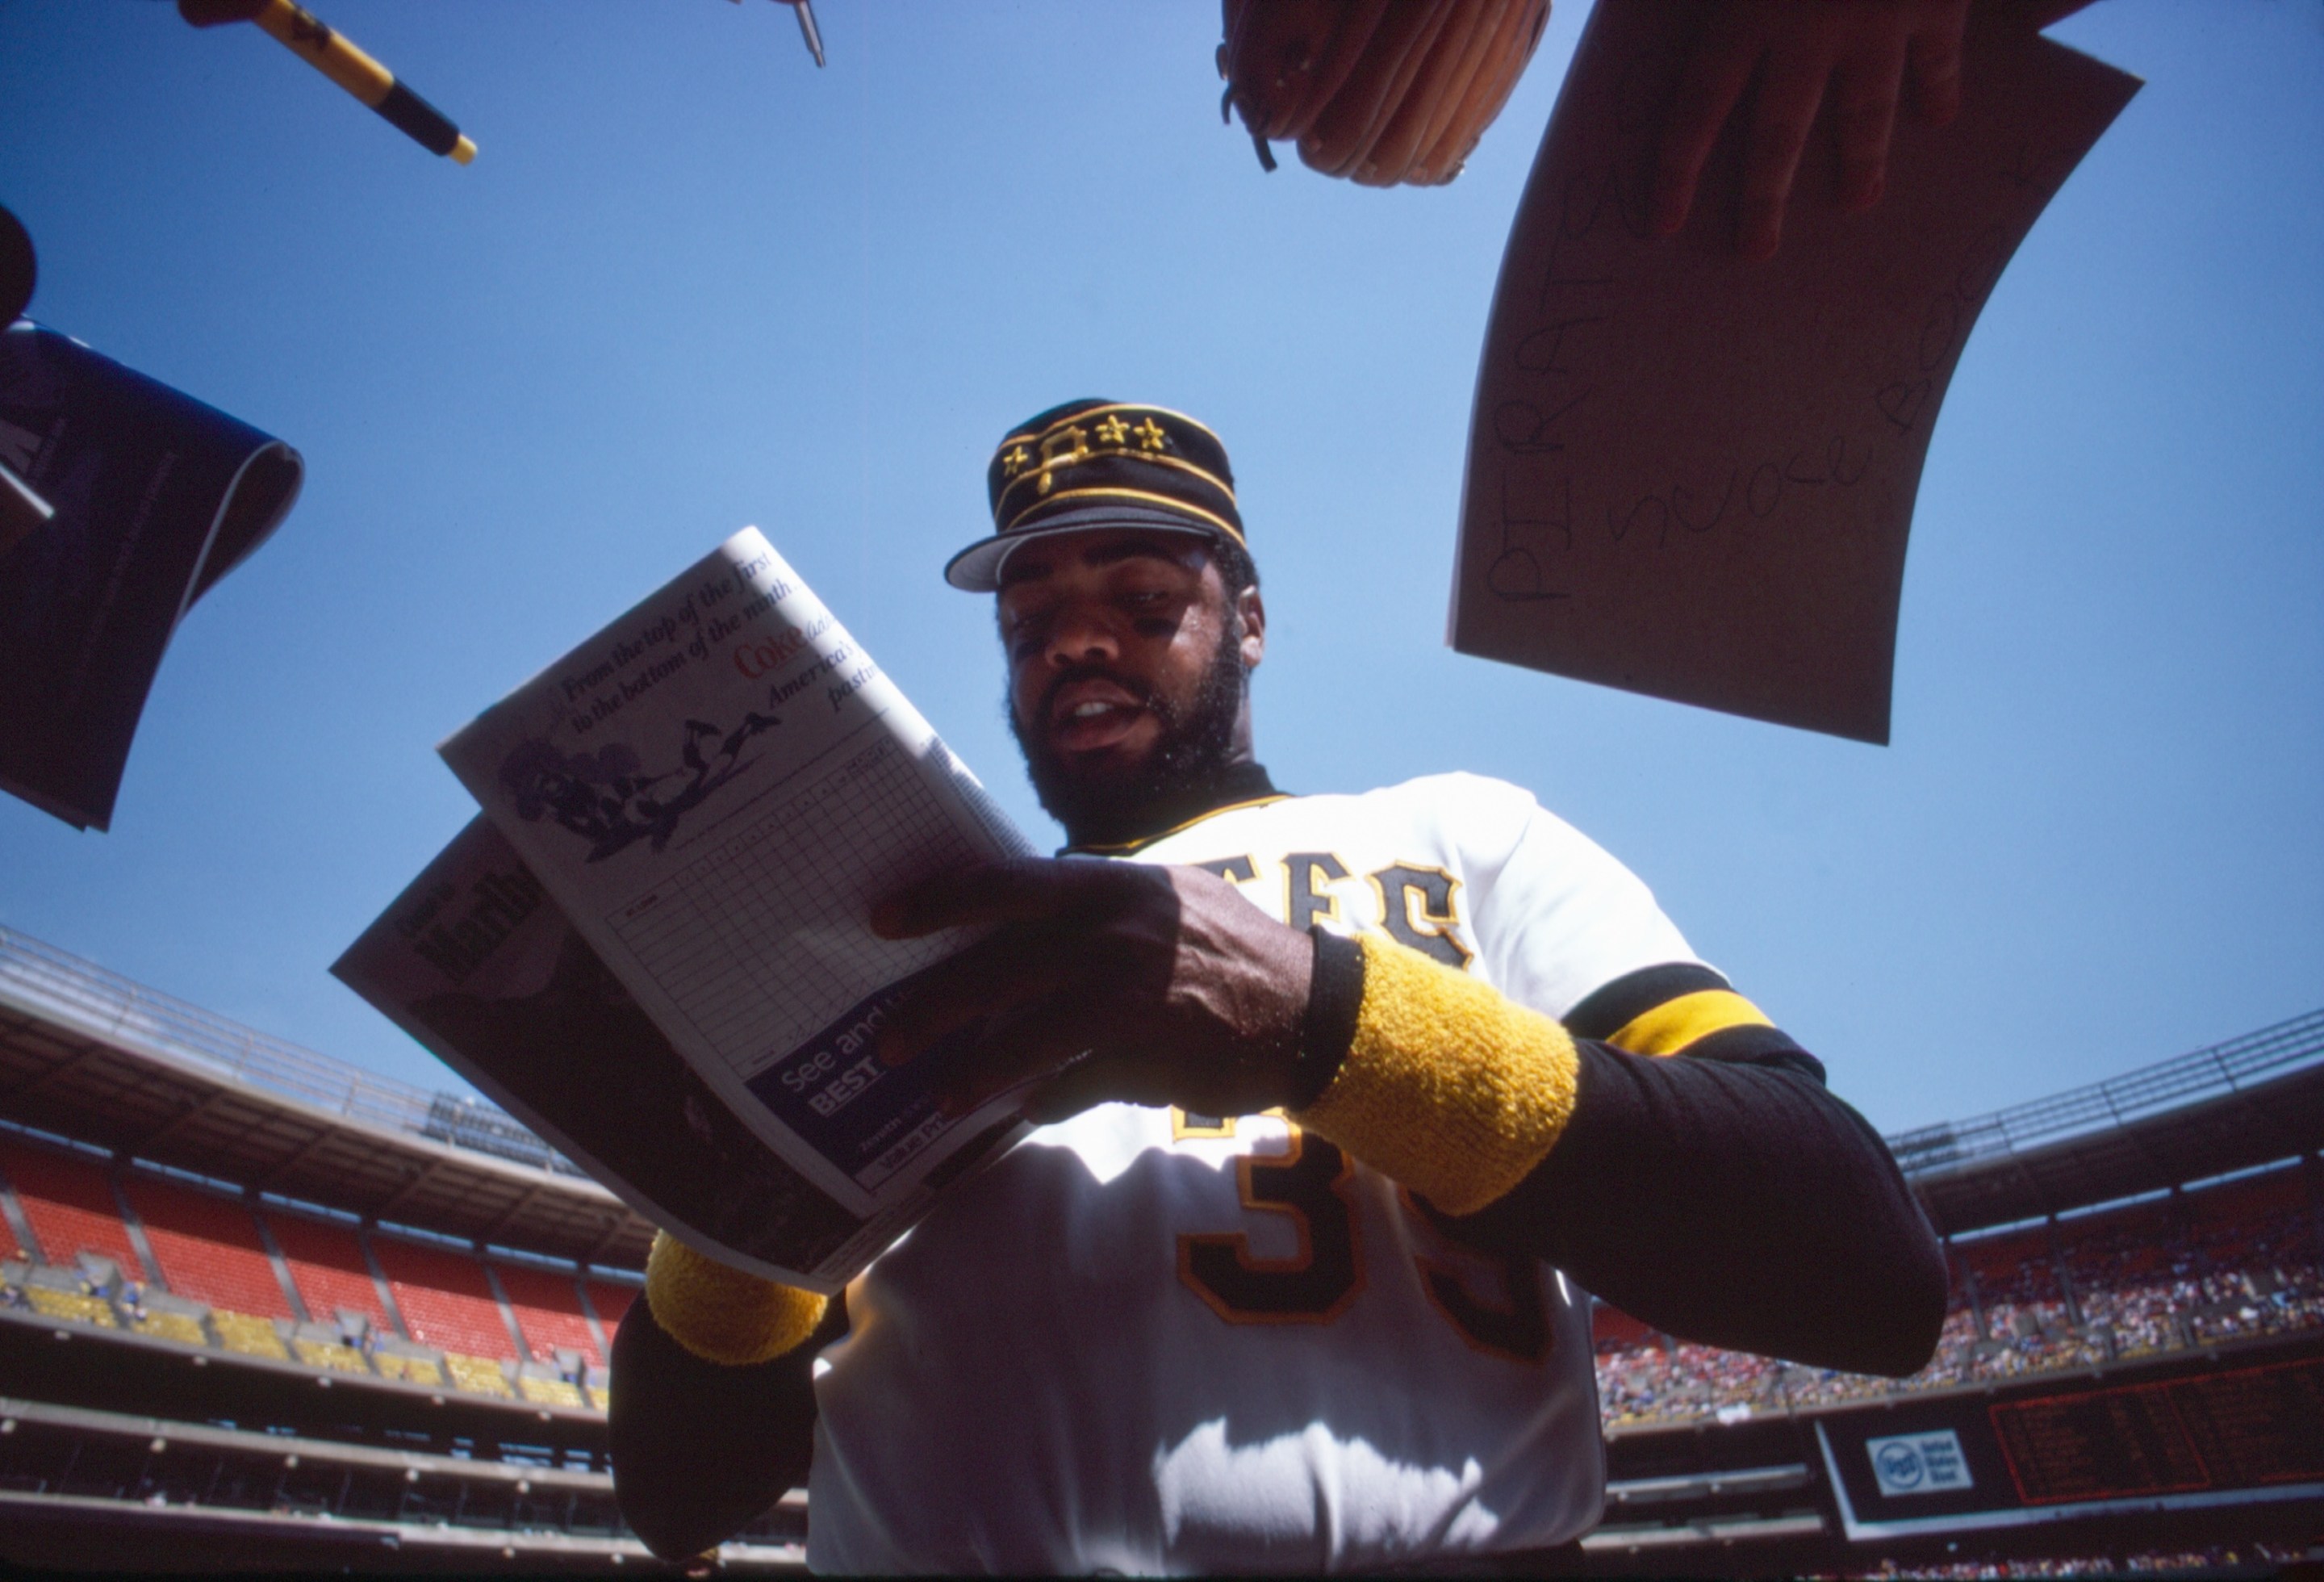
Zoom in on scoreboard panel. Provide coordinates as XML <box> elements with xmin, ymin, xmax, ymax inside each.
<box><xmin>1815</xmin><ymin>1340</ymin><xmax>2324</xmax><ymax>1541</ymax></box>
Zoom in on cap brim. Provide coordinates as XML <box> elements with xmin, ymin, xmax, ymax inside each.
<box><xmin>944</xmin><ymin>502</ymin><xmax>1227</xmax><ymax>592</ymax></box>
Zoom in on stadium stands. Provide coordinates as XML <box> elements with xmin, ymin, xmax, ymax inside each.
<box><xmin>2</xmin><ymin>920</ymin><xmax>2318</xmax><ymax>1574</ymax></box>
<box><xmin>118</xmin><ymin>1174</ymin><xmax>291</xmax><ymax>1320</ymax></box>
<box><xmin>1593</xmin><ymin>1155</ymin><xmax>2324</xmax><ymax>1427</ymax></box>
<box><xmin>369</xmin><ymin>1235</ymin><xmax>515</xmax><ymax>1358</ymax></box>
<box><xmin>496</xmin><ymin>1262</ymin><xmax>603</xmax><ymax>1366</ymax></box>
<box><xmin>266</xmin><ymin>1211</ymin><xmax>393</xmax><ymax>1336</ymax></box>
<box><xmin>0</xmin><ymin>1134</ymin><xmax>140</xmax><ymax>1276</ymax></box>
<box><xmin>0</xmin><ymin>1132</ymin><xmax>653</xmax><ymax>1410</ymax></box>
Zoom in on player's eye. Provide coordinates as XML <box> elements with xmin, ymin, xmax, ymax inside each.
<box><xmin>1012</xmin><ymin>612</ymin><xmax>1063</xmax><ymax>658</ymax></box>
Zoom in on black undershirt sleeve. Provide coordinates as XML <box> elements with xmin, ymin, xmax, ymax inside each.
<box><xmin>1299</xmin><ymin>935</ymin><xmax>1948</xmax><ymax>1377</ymax></box>
<box><xmin>608</xmin><ymin>1292</ymin><xmax>844</xmax><ymax>1559</ymax></box>
<box><xmin>1431</xmin><ymin>1039</ymin><xmax>1950</xmax><ymax>1377</ymax></box>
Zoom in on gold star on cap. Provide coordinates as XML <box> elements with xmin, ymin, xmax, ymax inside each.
<box><xmin>961</xmin><ymin>400</ymin><xmax>1245</xmax><ymax>592</ymax></box>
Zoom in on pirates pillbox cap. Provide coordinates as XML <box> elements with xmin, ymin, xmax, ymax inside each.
<box><xmin>946</xmin><ymin>399</ymin><xmax>1246</xmax><ymax>592</ymax></box>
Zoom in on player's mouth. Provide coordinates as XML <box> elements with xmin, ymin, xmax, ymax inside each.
<box><xmin>1047</xmin><ymin>677</ymin><xmax>1152</xmax><ymax>753</ymax></box>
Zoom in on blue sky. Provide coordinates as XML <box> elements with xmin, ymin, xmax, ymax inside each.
<box><xmin>1</xmin><ymin>0</ymin><xmax>2318</xmax><ymax>1136</ymax></box>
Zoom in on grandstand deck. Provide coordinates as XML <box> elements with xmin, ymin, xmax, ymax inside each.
<box><xmin>119</xmin><ymin>1174</ymin><xmax>291</xmax><ymax>1320</ymax></box>
<box><xmin>370</xmin><ymin>1236</ymin><xmax>520</xmax><ymax>1363</ymax></box>
<box><xmin>497</xmin><ymin>1263</ymin><xmax>602</xmax><ymax>1366</ymax></box>
<box><xmin>266</xmin><ymin>1211</ymin><xmax>393</xmax><ymax>1333</ymax></box>
<box><xmin>2</xmin><ymin>920</ymin><xmax>2318</xmax><ymax>1572</ymax></box>
<box><xmin>0</xmin><ymin>1136</ymin><xmax>140</xmax><ymax>1276</ymax></box>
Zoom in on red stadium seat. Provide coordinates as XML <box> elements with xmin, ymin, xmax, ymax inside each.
<box><xmin>119</xmin><ymin>1176</ymin><xmax>291</xmax><ymax>1319</ymax></box>
<box><xmin>370</xmin><ymin>1236</ymin><xmax>519</xmax><ymax>1361</ymax></box>
<box><xmin>495</xmin><ymin>1263</ymin><xmax>600</xmax><ymax>1366</ymax></box>
<box><xmin>265</xmin><ymin>1212</ymin><xmax>395</xmax><ymax>1334</ymax></box>
<box><xmin>0</xmin><ymin>1136</ymin><xmax>142</xmax><ymax>1276</ymax></box>
<box><xmin>584</xmin><ymin>1279</ymin><xmax>637</xmax><ymax>1331</ymax></box>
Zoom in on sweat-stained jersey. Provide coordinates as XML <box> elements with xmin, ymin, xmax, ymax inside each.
<box><xmin>805</xmin><ymin>772</ymin><xmax>1704</xmax><ymax>1574</ymax></box>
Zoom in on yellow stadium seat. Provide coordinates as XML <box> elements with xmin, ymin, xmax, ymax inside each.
<box><xmin>372</xmin><ymin>1353</ymin><xmax>445</xmax><ymax>1387</ymax></box>
<box><xmin>517</xmin><ymin>1375</ymin><xmax>585</xmax><ymax>1409</ymax></box>
<box><xmin>133</xmin><ymin>1311</ymin><xmax>208</xmax><ymax>1347</ymax></box>
<box><xmin>211</xmin><ymin>1309</ymin><xmax>290</xmax><ymax>1361</ymax></box>
<box><xmin>444</xmin><ymin>1351</ymin><xmax>515</xmax><ymax>1399</ymax></box>
<box><xmin>25</xmin><ymin>1288</ymin><xmax>116</xmax><ymax>1329</ymax></box>
<box><xmin>292</xmin><ymin>1338</ymin><xmax>374</xmax><ymax>1375</ymax></box>
<box><xmin>587</xmin><ymin>1386</ymin><xmax>611</xmax><ymax>1413</ymax></box>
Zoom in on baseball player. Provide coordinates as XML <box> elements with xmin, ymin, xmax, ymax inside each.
<box><xmin>609</xmin><ymin>400</ymin><xmax>1947</xmax><ymax>1572</ymax></box>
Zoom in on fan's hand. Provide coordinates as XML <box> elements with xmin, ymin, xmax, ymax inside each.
<box><xmin>1650</xmin><ymin>0</ymin><xmax>1971</xmax><ymax>259</ymax></box>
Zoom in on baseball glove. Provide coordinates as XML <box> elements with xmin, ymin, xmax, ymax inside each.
<box><xmin>1218</xmin><ymin>0</ymin><xmax>1552</xmax><ymax>186</ymax></box>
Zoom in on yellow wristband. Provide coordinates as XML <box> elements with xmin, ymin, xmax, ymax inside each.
<box><xmin>643</xmin><ymin>1232</ymin><xmax>828</xmax><ymax>1367</ymax></box>
<box><xmin>1292</xmin><ymin>932</ymin><xmax>1580</xmax><ymax>1216</ymax></box>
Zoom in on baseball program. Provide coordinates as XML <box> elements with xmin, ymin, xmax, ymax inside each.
<box><xmin>336</xmin><ymin>529</ymin><xmax>1032</xmax><ymax>1289</ymax></box>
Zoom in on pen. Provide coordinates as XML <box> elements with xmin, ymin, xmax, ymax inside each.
<box><xmin>738</xmin><ymin>0</ymin><xmax>826</xmax><ymax>69</ymax></box>
<box><xmin>784</xmin><ymin>1</ymin><xmax>827</xmax><ymax>69</ymax></box>
<box><xmin>178</xmin><ymin>0</ymin><xmax>477</xmax><ymax>164</ymax></box>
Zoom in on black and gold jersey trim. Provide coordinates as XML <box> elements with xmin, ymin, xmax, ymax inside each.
<box><xmin>1565</xmin><ymin>963</ymin><xmax>1804</xmax><ymax>1064</ymax></box>
<box><xmin>1064</xmin><ymin>793</ymin><xmax>1291</xmax><ymax>857</ymax></box>
<box><xmin>1565</xmin><ymin>964</ymin><xmax>1733</xmax><ymax>1040</ymax></box>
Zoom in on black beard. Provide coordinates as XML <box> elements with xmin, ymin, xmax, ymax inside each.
<box><xmin>1010</xmin><ymin>622</ymin><xmax>1248</xmax><ymax>849</ymax></box>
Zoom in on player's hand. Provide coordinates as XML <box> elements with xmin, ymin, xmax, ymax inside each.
<box><xmin>1652</xmin><ymin>0</ymin><xmax>1970</xmax><ymax>260</ymax></box>
<box><xmin>870</xmin><ymin>858</ymin><xmax>1314</xmax><ymax>1125</ymax></box>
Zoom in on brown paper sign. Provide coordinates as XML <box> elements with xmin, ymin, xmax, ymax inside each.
<box><xmin>1450</xmin><ymin>1</ymin><xmax>2139</xmax><ymax>742</ymax></box>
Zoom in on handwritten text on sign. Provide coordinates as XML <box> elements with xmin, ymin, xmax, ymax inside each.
<box><xmin>1449</xmin><ymin>1</ymin><xmax>2138</xmax><ymax>743</ymax></box>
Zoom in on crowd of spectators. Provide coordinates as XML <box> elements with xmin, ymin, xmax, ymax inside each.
<box><xmin>1595</xmin><ymin>1170</ymin><xmax>2324</xmax><ymax>1429</ymax></box>
<box><xmin>1846</xmin><ymin>1543</ymin><xmax>2311</xmax><ymax>1578</ymax></box>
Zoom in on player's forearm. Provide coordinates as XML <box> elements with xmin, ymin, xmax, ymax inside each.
<box><xmin>608</xmin><ymin>1296</ymin><xmax>824</xmax><ymax>1559</ymax></box>
<box><xmin>1439</xmin><ymin>1041</ymin><xmax>1948</xmax><ymax>1376</ymax></box>
<box><xmin>1290</xmin><ymin>933</ymin><xmax>1946</xmax><ymax>1376</ymax></box>
<box><xmin>607</xmin><ymin>1237</ymin><xmax>836</xmax><ymax>1559</ymax></box>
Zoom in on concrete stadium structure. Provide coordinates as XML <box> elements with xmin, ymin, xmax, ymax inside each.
<box><xmin>0</xmin><ymin>922</ymin><xmax>2316</xmax><ymax>1574</ymax></box>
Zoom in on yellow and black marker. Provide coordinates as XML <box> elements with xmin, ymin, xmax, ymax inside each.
<box><xmin>178</xmin><ymin>0</ymin><xmax>476</xmax><ymax>165</ymax></box>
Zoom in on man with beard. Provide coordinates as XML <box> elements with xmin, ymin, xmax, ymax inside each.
<box><xmin>610</xmin><ymin>400</ymin><xmax>1947</xmax><ymax>1572</ymax></box>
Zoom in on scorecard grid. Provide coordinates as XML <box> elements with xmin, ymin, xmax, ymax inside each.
<box><xmin>608</xmin><ymin>731</ymin><xmax>977</xmax><ymax>1080</ymax></box>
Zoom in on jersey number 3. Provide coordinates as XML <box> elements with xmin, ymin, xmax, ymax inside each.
<box><xmin>1177</xmin><ymin>1128</ymin><xmax>1551</xmax><ymax>1362</ymax></box>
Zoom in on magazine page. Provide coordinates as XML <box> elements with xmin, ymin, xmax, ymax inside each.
<box><xmin>439</xmin><ymin>528</ymin><xmax>1032</xmax><ymax>1217</ymax></box>
<box><xmin>0</xmin><ymin>319</ymin><xmax>304</xmax><ymax>829</ymax></box>
<box><xmin>332</xmin><ymin>816</ymin><xmax>1022</xmax><ymax>1290</ymax></box>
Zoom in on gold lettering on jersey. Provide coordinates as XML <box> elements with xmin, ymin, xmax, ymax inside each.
<box><xmin>1370</xmin><ymin>863</ymin><xmax>1473</xmax><ymax>968</ymax></box>
<box><xmin>1398</xmin><ymin>1188</ymin><xmax>1553</xmax><ymax>1363</ymax></box>
<box><xmin>1284</xmin><ymin>852</ymin><xmax>1352</xmax><ymax>932</ymax></box>
<box><xmin>1199</xmin><ymin>853</ymin><xmax>1472</xmax><ymax>969</ymax></box>
<box><xmin>1171</xmin><ymin>1108</ymin><xmax>1237</xmax><ymax>1140</ymax></box>
<box><xmin>1177</xmin><ymin>1126</ymin><xmax>1366</xmax><ymax>1325</ymax></box>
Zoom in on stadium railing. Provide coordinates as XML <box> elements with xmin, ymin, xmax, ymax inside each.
<box><xmin>0</xmin><ymin>1392</ymin><xmax>806</xmax><ymax>1569</ymax></box>
<box><xmin>0</xmin><ymin>923</ymin><xmax>583</xmax><ymax>1180</ymax></box>
<box><xmin>1887</xmin><ymin>1008</ymin><xmax>2324</xmax><ymax>1176</ymax></box>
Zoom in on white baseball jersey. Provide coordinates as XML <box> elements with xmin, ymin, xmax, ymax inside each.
<box><xmin>806</xmin><ymin>772</ymin><xmax>1701</xmax><ymax>1574</ymax></box>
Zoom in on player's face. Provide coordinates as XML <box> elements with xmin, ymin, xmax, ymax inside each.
<box><xmin>997</xmin><ymin>529</ymin><xmax>1264</xmax><ymax>819</ymax></box>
